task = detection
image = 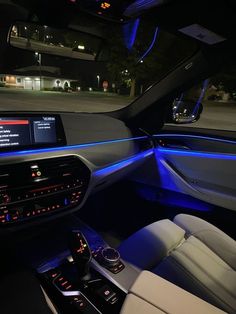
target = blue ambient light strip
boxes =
[94,149,154,177]
[154,134,236,145]
[0,136,148,158]
[157,147,236,160]
[123,18,140,50]
[138,26,159,63]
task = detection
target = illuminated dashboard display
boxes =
[0,115,65,150]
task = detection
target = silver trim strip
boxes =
[53,281,102,313]
[91,259,128,294]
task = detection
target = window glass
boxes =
[166,68,236,131]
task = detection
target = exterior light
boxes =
[35,52,39,56]
[96,75,100,88]
[140,60,144,63]
[78,45,85,50]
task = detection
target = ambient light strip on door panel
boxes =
[156,147,236,160]
[0,136,148,158]
[154,134,236,145]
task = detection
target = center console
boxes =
[35,219,140,314]
[39,231,127,313]
[0,156,90,226]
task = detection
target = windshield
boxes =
[0,20,197,113]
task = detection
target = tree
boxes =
[106,20,196,97]
[209,65,236,94]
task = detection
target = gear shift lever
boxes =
[69,231,92,280]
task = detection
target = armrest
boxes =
[120,271,226,314]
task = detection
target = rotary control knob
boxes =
[101,247,120,266]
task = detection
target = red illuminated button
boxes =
[54,276,73,291]
[97,285,116,301]
[72,296,87,310]
[48,270,60,279]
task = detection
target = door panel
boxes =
[153,133,236,211]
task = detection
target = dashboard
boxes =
[0,113,153,230]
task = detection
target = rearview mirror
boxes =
[9,22,104,61]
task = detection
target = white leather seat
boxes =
[118,214,236,314]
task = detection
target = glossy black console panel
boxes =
[0,156,90,226]
[40,256,126,313]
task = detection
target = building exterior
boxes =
[0,66,73,91]
[0,74,71,91]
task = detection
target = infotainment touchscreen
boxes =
[0,115,66,150]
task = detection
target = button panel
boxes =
[0,190,83,225]
[0,156,91,226]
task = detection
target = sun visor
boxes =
[179,24,226,45]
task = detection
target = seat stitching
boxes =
[171,248,235,298]
[179,237,233,271]
[187,229,236,270]
[168,255,236,311]
[173,246,236,298]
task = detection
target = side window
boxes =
[166,70,236,132]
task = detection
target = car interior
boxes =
[0,0,235,313]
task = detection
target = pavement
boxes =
[183,101,236,131]
[0,88,129,113]
[0,88,236,131]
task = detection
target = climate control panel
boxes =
[0,156,90,226]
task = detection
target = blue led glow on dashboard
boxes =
[0,136,148,158]
[94,149,154,177]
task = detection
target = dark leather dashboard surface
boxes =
[0,113,154,226]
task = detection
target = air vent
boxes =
[0,156,90,190]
